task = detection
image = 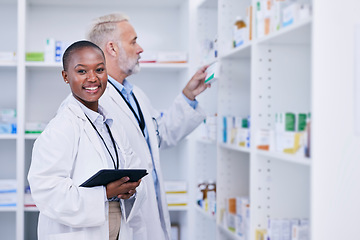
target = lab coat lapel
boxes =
[107,83,145,137]
[67,98,108,167]
[132,88,159,160]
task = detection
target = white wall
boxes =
[312,1,360,239]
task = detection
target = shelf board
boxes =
[168,205,188,211]
[0,206,16,212]
[217,224,242,240]
[0,0,16,5]
[196,138,216,144]
[219,142,250,153]
[140,63,189,71]
[0,134,17,140]
[221,43,252,60]
[195,205,216,222]
[25,133,41,140]
[24,206,39,212]
[28,0,184,8]
[0,61,16,67]
[256,17,312,45]
[198,0,218,8]
[25,62,62,68]
[256,149,311,166]
[24,62,188,71]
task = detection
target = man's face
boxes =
[116,21,143,76]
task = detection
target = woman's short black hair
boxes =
[62,40,105,71]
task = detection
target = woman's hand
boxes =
[106,177,141,200]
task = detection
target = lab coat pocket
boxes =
[48,231,86,240]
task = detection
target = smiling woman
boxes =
[61,41,107,112]
[27,40,146,240]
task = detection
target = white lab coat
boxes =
[100,82,206,240]
[28,96,146,240]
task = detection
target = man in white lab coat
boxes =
[88,13,209,240]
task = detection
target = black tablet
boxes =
[80,169,148,188]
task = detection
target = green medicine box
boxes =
[25,52,44,61]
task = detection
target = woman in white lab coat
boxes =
[28,40,145,240]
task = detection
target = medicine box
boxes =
[205,61,220,84]
[157,51,187,63]
[0,180,17,207]
[166,193,188,206]
[165,181,188,206]
[26,52,44,62]
[164,181,187,193]
[25,122,47,134]
[0,52,16,62]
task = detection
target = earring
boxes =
[65,81,69,84]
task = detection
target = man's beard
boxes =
[118,48,141,76]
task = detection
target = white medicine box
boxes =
[205,61,220,84]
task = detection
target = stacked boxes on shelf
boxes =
[196,180,216,215]
[0,180,17,207]
[255,218,310,240]
[221,197,250,239]
[256,112,311,157]
[199,114,217,142]
[25,122,47,134]
[223,115,250,148]
[0,109,16,134]
[26,38,70,63]
[164,181,188,207]
[24,186,36,208]
[0,52,16,63]
[255,0,311,39]
[232,4,253,48]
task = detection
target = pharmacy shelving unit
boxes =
[187,0,219,239]
[191,0,312,239]
[0,0,18,238]
[1,0,194,239]
[3,0,360,239]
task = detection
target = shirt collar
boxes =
[108,75,133,97]
[73,96,113,127]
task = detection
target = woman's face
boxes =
[62,47,107,111]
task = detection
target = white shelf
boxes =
[24,62,188,72]
[139,63,189,71]
[25,62,62,68]
[168,205,189,211]
[218,142,250,153]
[221,42,252,60]
[0,134,17,140]
[25,134,41,140]
[0,61,17,67]
[198,0,218,8]
[195,205,216,222]
[196,138,216,144]
[256,17,312,45]
[256,149,311,166]
[28,0,184,7]
[0,206,17,212]
[217,224,241,240]
[24,207,38,212]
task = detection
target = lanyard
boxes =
[108,80,146,137]
[85,114,119,169]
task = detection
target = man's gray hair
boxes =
[87,13,129,49]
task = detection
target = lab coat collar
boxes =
[105,82,145,137]
[108,76,134,98]
[74,98,114,128]
[63,96,110,168]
